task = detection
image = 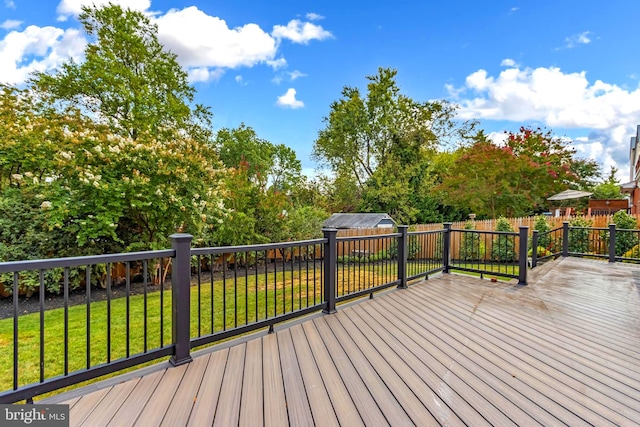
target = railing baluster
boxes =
[39,270,45,383]
[210,254,214,333]
[143,260,148,353]
[159,257,164,347]
[13,272,18,390]
[106,263,111,363]
[64,267,69,375]
[86,266,91,368]
[126,262,131,358]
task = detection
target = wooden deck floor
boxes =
[45,257,640,426]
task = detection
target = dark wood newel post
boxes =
[518,226,528,286]
[322,228,337,314]
[397,225,408,289]
[443,223,452,273]
[608,223,616,263]
[531,230,539,268]
[562,222,569,257]
[170,233,193,366]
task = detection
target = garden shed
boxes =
[323,213,396,229]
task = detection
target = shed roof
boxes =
[323,213,396,229]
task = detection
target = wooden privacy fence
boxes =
[334,213,640,261]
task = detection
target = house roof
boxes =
[323,213,396,229]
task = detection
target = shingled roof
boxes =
[322,213,396,229]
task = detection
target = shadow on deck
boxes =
[43,257,640,426]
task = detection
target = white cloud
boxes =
[1,19,22,30]
[272,69,307,84]
[510,7,519,12]
[276,88,304,109]
[563,31,592,49]
[187,67,224,83]
[56,0,151,20]
[235,75,248,85]
[4,0,16,9]
[155,6,283,82]
[306,12,324,21]
[451,64,640,178]
[0,25,86,85]
[500,58,517,67]
[272,19,333,44]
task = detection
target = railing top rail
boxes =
[408,229,446,236]
[0,249,175,273]
[538,226,564,233]
[337,233,400,242]
[569,226,609,231]
[191,238,326,256]
[450,228,519,236]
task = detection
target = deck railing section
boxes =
[446,225,528,286]
[21,221,640,402]
[188,238,325,351]
[0,248,175,404]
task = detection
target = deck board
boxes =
[239,338,263,427]
[46,257,640,427]
[213,344,246,426]
[186,350,227,427]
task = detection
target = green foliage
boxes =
[387,235,420,260]
[491,217,516,262]
[567,217,592,253]
[611,210,638,256]
[527,247,552,258]
[623,244,640,259]
[32,3,212,144]
[591,166,624,200]
[313,67,472,223]
[437,127,601,218]
[533,216,553,250]
[459,221,485,261]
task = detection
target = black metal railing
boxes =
[188,238,326,352]
[0,249,175,403]
[446,224,528,285]
[531,226,564,265]
[8,220,602,403]
[407,229,447,281]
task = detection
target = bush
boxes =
[533,216,552,250]
[623,244,640,259]
[527,246,552,258]
[612,210,638,256]
[388,235,420,260]
[567,217,592,254]
[459,221,485,261]
[491,217,516,262]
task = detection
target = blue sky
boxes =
[2,0,640,181]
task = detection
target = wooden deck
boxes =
[44,257,640,426]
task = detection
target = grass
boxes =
[0,259,415,400]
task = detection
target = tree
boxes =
[31,3,212,144]
[437,127,600,218]
[313,67,470,221]
[591,166,624,199]
[0,84,225,257]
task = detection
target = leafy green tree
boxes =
[591,166,624,199]
[32,3,212,143]
[313,67,469,220]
